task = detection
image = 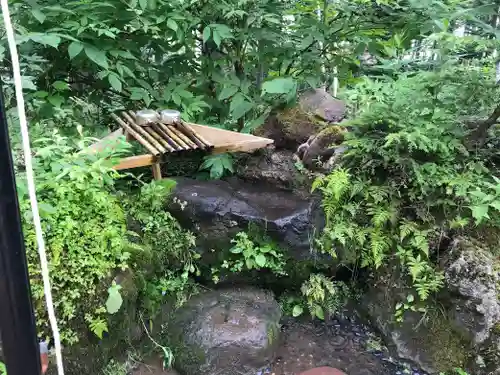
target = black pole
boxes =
[0,87,41,375]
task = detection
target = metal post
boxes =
[0,88,41,375]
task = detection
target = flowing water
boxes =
[132,308,427,375]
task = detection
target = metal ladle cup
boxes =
[160,109,181,124]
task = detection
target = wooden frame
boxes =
[88,120,273,179]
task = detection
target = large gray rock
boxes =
[236,148,313,196]
[257,89,346,151]
[361,237,500,374]
[168,177,324,262]
[299,89,346,123]
[362,264,469,374]
[165,288,281,375]
[441,237,500,373]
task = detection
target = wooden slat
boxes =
[144,127,175,152]
[152,124,183,151]
[113,154,155,170]
[157,123,190,150]
[176,121,212,148]
[169,125,198,149]
[127,110,187,151]
[121,112,166,154]
[111,114,159,155]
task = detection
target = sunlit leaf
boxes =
[68,41,83,59]
[84,46,108,69]
[292,305,304,317]
[108,73,122,92]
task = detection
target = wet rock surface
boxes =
[165,288,281,375]
[136,309,428,375]
[169,177,325,262]
[236,149,312,195]
[272,313,425,375]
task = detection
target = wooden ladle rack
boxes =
[111,111,213,156]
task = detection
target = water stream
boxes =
[132,308,428,375]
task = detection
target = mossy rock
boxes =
[257,89,346,151]
[161,288,281,375]
[45,271,142,375]
[361,263,471,373]
[299,125,347,170]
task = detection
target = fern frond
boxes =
[369,230,389,269]
[325,168,350,202]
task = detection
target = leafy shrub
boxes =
[126,179,199,315]
[19,131,133,344]
[215,232,287,279]
[315,65,500,301]
[280,274,349,320]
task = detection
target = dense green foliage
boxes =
[316,56,500,301]
[2,1,500,373]
[18,133,133,344]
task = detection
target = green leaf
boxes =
[261,77,296,95]
[39,202,57,214]
[33,91,49,98]
[229,93,245,112]
[139,0,148,9]
[314,305,325,320]
[245,257,254,270]
[84,46,109,69]
[167,19,178,31]
[48,95,64,107]
[108,73,122,92]
[68,42,83,59]
[213,30,221,47]
[219,86,238,100]
[292,305,304,317]
[212,24,233,38]
[255,254,267,267]
[300,35,314,50]
[52,81,69,91]
[202,26,211,43]
[21,76,37,91]
[406,294,414,303]
[230,246,243,254]
[489,201,500,211]
[31,9,46,23]
[231,100,253,120]
[130,87,147,100]
[22,33,61,48]
[105,284,123,314]
[470,204,490,224]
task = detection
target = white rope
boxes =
[0,2,65,375]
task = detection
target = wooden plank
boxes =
[111,114,160,155]
[185,123,274,153]
[113,154,155,170]
[152,163,162,180]
[212,139,275,154]
[121,112,167,154]
[87,129,124,153]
